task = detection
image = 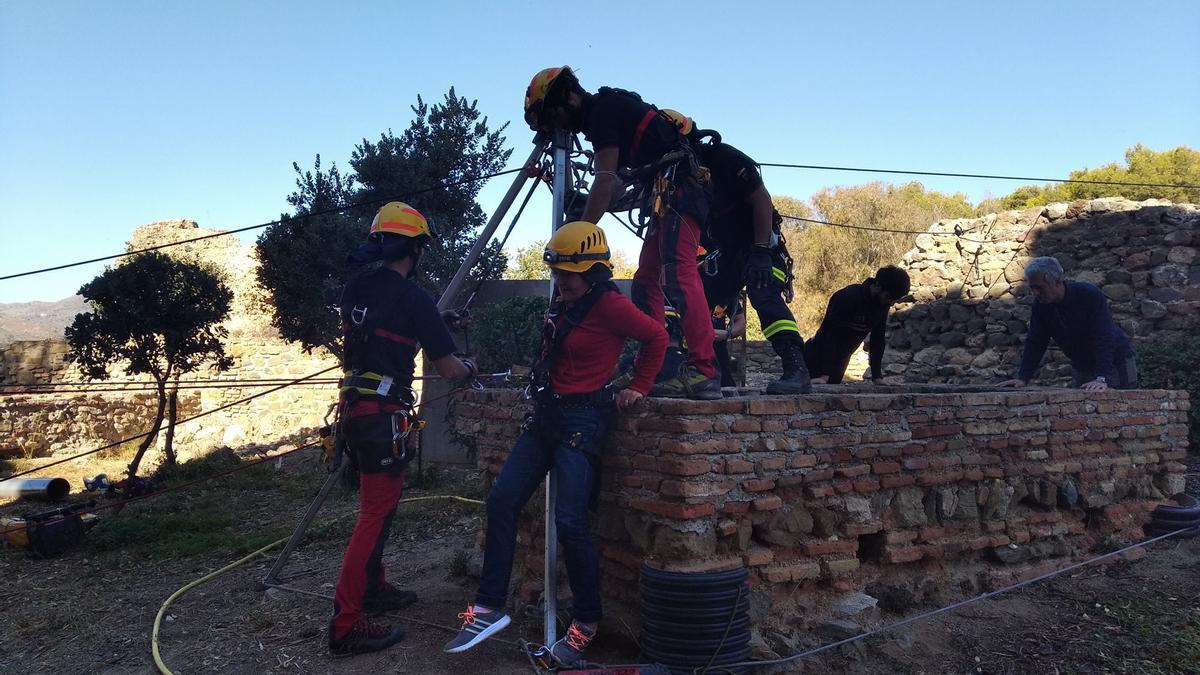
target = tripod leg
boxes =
[260,464,343,588]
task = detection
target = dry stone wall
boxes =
[0,220,341,461]
[452,385,1189,636]
[885,198,1200,384]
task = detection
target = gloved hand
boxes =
[746,245,774,289]
[441,309,469,331]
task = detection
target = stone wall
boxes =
[0,338,339,459]
[0,220,343,461]
[452,385,1189,637]
[739,340,870,387]
[886,198,1200,384]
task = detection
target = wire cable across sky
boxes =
[0,167,526,282]
[4,156,1198,284]
[758,162,1200,191]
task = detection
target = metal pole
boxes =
[260,464,344,587]
[544,130,569,647]
[438,141,546,311]
[262,144,541,591]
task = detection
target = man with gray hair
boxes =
[999,256,1137,391]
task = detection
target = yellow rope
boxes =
[151,494,484,674]
[152,538,286,675]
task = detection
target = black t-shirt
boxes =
[805,282,889,382]
[581,88,679,169]
[339,267,458,386]
[697,142,773,249]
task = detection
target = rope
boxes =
[459,172,542,311]
[2,372,514,394]
[719,526,1196,670]
[758,162,1200,191]
[0,441,322,538]
[152,494,488,674]
[779,214,991,241]
[0,167,525,282]
[1,366,339,482]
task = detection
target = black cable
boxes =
[0,382,337,396]
[717,527,1193,670]
[459,172,541,311]
[0,167,525,282]
[779,214,989,241]
[6,376,342,388]
[759,162,1200,191]
[0,366,338,481]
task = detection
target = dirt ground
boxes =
[1,449,1197,674]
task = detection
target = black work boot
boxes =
[766,337,812,395]
[328,617,406,655]
[363,583,418,614]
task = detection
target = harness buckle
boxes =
[350,305,368,327]
[376,375,394,396]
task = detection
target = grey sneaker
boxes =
[550,621,596,667]
[443,605,511,654]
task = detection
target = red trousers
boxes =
[331,471,405,637]
[632,204,716,378]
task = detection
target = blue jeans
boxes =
[476,403,610,623]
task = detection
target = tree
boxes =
[503,239,637,281]
[349,89,512,297]
[610,248,638,279]
[783,182,975,333]
[256,88,512,355]
[504,240,550,280]
[1001,144,1200,208]
[65,252,233,477]
[256,155,359,354]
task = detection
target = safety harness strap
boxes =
[530,281,619,394]
[628,107,659,164]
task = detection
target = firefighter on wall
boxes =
[328,201,478,655]
[663,109,812,394]
[523,66,720,400]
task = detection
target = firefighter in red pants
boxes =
[664,109,813,394]
[328,201,478,655]
[523,66,719,400]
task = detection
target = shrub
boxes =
[466,295,548,374]
[1136,335,1200,453]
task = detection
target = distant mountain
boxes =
[0,296,88,346]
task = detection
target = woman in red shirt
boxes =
[444,221,667,666]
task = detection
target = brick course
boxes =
[455,384,1188,634]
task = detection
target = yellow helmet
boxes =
[543,221,612,273]
[369,201,432,239]
[661,109,694,136]
[524,66,574,130]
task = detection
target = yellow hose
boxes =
[151,494,484,674]
[152,538,286,675]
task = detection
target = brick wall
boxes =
[452,385,1189,634]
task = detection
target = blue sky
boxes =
[1,0,1197,303]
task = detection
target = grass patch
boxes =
[1095,596,1200,674]
[448,548,471,579]
[406,463,444,490]
[84,450,301,561]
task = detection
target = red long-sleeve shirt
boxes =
[549,291,667,396]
